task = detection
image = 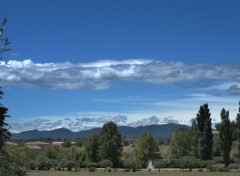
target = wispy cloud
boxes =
[227,85,240,96]
[1,59,240,91]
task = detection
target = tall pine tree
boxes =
[196,104,213,160]
[219,108,232,167]
[0,18,10,151]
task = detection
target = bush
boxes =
[36,156,54,170]
[66,160,75,171]
[0,156,27,176]
[229,163,239,170]
[28,160,36,170]
[153,159,168,171]
[88,166,96,172]
[99,159,113,168]
[88,162,99,172]
[207,164,230,172]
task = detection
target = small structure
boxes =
[212,130,220,140]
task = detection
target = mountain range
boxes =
[11,123,190,140]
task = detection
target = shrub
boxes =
[27,160,36,170]
[99,159,113,168]
[88,166,96,172]
[207,164,230,172]
[66,160,75,171]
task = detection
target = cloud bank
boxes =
[10,115,180,133]
[1,59,240,90]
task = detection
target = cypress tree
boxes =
[196,104,213,160]
[219,108,232,167]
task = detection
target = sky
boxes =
[1,0,240,133]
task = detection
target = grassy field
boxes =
[27,170,240,176]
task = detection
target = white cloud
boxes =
[1,59,240,91]
[9,111,183,133]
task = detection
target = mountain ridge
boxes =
[11,123,190,140]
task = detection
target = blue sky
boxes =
[1,0,240,132]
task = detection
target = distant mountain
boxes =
[11,123,190,140]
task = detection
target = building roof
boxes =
[212,130,220,135]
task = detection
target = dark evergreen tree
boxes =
[0,18,26,176]
[236,101,240,156]
[0,18,10,151]
[196,104,213,160]
[219,108,232,167]
[98,122,122,167]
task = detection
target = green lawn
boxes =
[27,170,240,176]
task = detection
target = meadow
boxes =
[28,170,240,176]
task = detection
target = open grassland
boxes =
[28,170,240,176]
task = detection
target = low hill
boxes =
[11,123,190,140]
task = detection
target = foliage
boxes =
[4,144,37,168]
[45,146,59,159]
[196,104,213,160]
[0,17,10,151]
[62,141,72,148]
[122,153,143,171]
[134,132,159,163]
[36,156,55,170]
[98,122,122,167]
[169,128,192,159]
[0,155,27,176]
[99,159,113,168]
[190,119,200,158]
[212,139,222,157]
[0,18,28,176]
[85,134,99,163]
[179,156,201,170]
[153,159,167,172]
[207,164,230,172]
[219,108,232,167]
[66,160,75,171]
[236,101,240,157]
[68,146,84,171]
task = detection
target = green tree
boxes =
[62,141,72,148]
[190,119,200,158]
[169,128,192,159]
[44,146,59,159]
[0,17,10,151]
[0,18,26,176]
[85,134,99,163]
[196,104,213,160]
[219,108,232,167]
[134,132,159,163]
[212,139,222,157]
[122,152,144,171]
[236,101,240,157]
[98,122,122,167]
[69,146,84,171]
